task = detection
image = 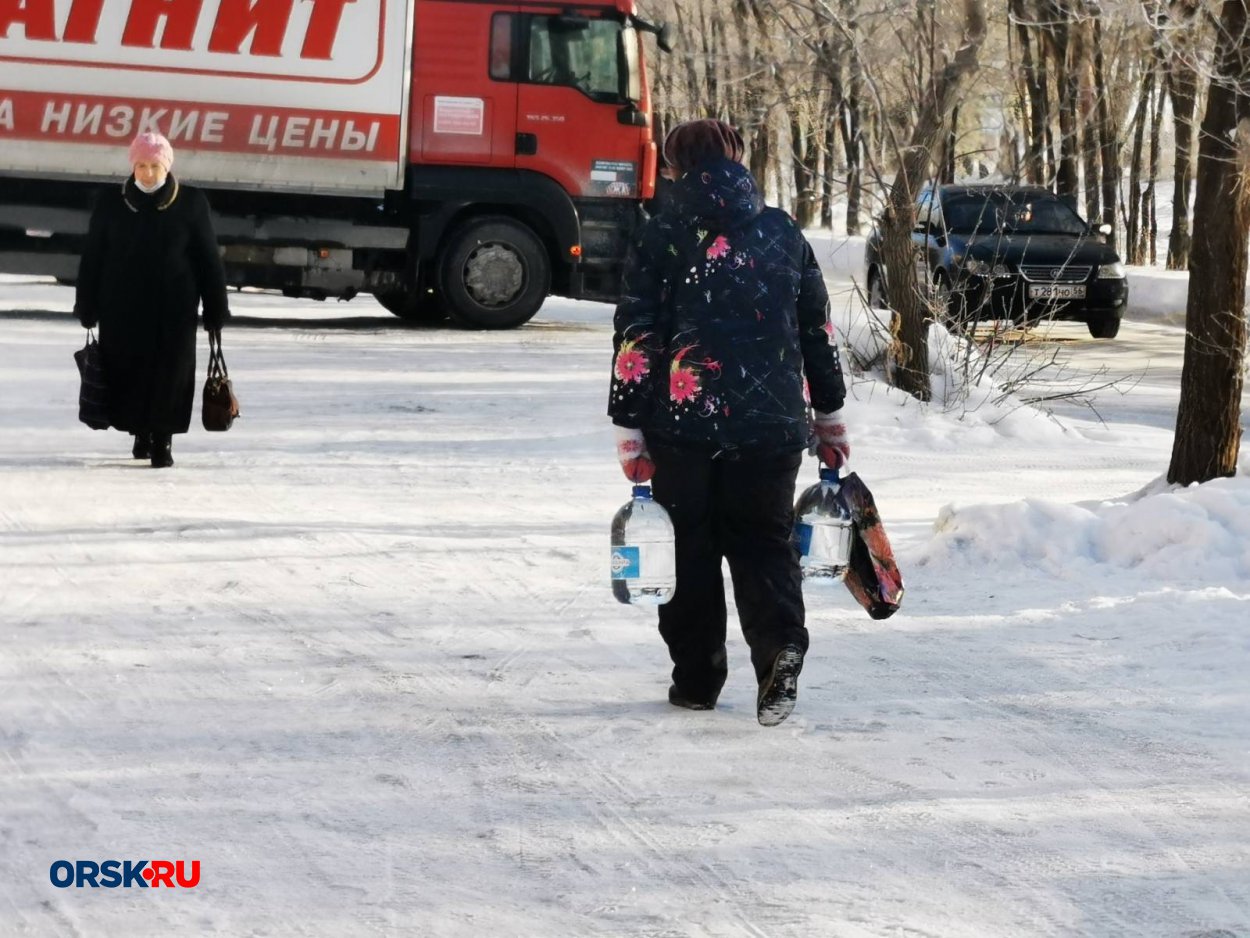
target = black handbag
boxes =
[201,329,240,431]
[73,330,110,430]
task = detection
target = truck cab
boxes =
[0,0,672,329]
[388,0,665,327]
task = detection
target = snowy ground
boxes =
[1,237,1248,937]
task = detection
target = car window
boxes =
[942,192,1087,236]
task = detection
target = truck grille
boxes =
[1018,265,1091,283]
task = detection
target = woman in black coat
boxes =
[74,132,230,468]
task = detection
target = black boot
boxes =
[150,433,173,469]
[131,432,151,459]
[668,684,717,711]
[757,644,804,727]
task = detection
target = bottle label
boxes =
[610,546,641,580]
[794,522,813,557]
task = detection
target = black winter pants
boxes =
[649,444,808,701]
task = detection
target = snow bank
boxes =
[921,466,1250,582]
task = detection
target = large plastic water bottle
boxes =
[610,484,676,605]
[793,467,854,580]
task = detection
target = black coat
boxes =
[74,175,229,435]
[608,158,845,457]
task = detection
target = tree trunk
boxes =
[1043,4,1080,200]
[731,0,771,191]
[1075,20,1099,223]
[1168,0,1250,485]
[1145,63,1165,266]
[1011,0,1047,185]
[792,115,820,229]
[699,0,719,114]
[1166,0,1200,270]
[843,6,864,234]
[822,110,838,229]
[941,106,958,183]
[1093,17,1119,250]
[881,0,987,402]
[1126,67,1152,265]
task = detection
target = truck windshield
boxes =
[527,17,626,103]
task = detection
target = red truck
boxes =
[0,0,672,327]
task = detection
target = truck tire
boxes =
[374,284,447,323]
[439,217,550,329]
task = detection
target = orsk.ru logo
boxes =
[49,860,201,888]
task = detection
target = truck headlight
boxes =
[1097,262,1126,279]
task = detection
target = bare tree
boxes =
[1011,0,1051,184]
[877,0,987,401]
[1165,0,1202,269]
[1168,0,1250,484]
[1092,14,1120,246]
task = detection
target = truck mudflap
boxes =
[562,198,647,304]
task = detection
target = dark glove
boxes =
[74,307,96,329]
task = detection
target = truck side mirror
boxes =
[632,15,676,53]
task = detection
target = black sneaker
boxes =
[131,433,151,460]
[757,644,804,727]
[668,684,716,711]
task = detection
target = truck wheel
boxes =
[1086,314,1121,339]
[439,218,550,329]
[374,284,447,323]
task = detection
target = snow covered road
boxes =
[1,269,1248,937]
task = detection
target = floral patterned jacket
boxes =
[608,158,846,457]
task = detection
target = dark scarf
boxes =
[122,174,180,213]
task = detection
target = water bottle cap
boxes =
[632,484,653,499]
[819,466,840,482]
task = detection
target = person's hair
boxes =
[662,119,745,175]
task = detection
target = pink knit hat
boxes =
[128,132,174,171]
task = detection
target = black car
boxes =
[864,184,1129,338]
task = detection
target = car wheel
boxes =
[439,217,550,330]
[1086,314,1121,339]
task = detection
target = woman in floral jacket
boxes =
[608,119,849,727]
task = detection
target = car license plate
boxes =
[1028,283,1086,300]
